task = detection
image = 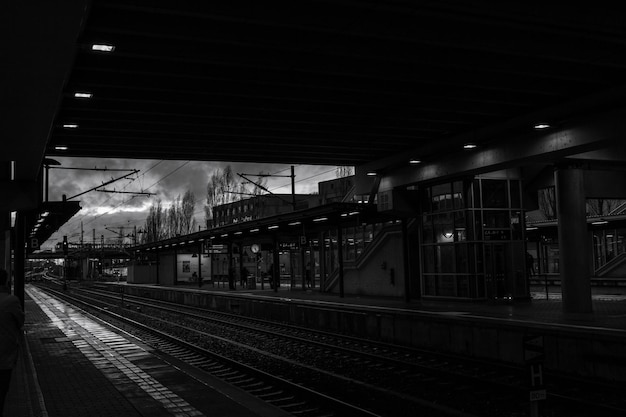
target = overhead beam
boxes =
[366,109,626,192]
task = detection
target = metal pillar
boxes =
[337,222,344,298]
[273,237,279,292]
[555,163,592,313]
[402,218,411,303]
[14,212,25,307]
[198,241,203,288]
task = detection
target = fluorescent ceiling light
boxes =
[591,220,608,225]
[463,143,477,149]
[63,124,78,129]
[74,92,93,99]
[534,123,550,129]
[54,146,68,151]
[313,217,328,222]
[409,159,421,164]
[92,44,115,52]
[268,225,279,230]
[288,221,301,226]
[249,228,260,233]
[366,171,377,176]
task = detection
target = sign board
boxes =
[523,335,545,363]
[530,389,546,402]
[279,241,299,250]
[484,229,511,241]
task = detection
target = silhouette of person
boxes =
[526,252,535,277]
[305,262,312,288]
[1,268,25,416]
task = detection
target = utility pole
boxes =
[238,165,297,211]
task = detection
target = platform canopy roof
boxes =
[5,1,626,183]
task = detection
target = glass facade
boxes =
[421,177,527,299]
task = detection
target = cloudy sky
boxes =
[44,157,341,250]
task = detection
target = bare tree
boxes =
[205,165,245,224]
[180,190,197,234]
[166,196,181,237]
[143,199,165,243]
[587,199,626,216]
[163,190,198,237]
[537,187,556,219]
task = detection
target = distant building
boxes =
[211,176,355,228]
[211,194,314,227]
[317,176,354,205]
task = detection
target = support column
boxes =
[272,237,279,293]
[14,212,25,307]
[1,162,11,278]
[402,218,411,303]
[197,241,203,288]
[555,164,592,313]
[337,222,344,298]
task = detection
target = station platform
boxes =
[178,281,626,332]
[5,281,626,417]
[4,285,291,417]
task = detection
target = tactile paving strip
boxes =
[26,286,204,417]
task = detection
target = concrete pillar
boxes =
[1,162,11,275]
[554,164,592,313]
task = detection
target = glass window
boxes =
[483,210,510,229]
[454,212,467,241]
[421,188,432,213]
[457,275,470,298]
[424,275,436,295]
[455,244,469,273]
[434,213,454,243]
[423,246,435,273]
[422,215,434,243]
[473,179,481,208]
[437,275,456,296]
[432,183,452,211]
[510,180,521,208]
[482,179,508,208]
[437,245,455,273]
[453,181,465,209]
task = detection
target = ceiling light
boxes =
[591,220,608,226]
[463,143,477,149]
[74,92,93,99]
[366,171,377,176]
[221,233,229,237]
[268,225,279,230]
[313,217,328,222]
[92,44,115,52]
[63,124,78,129]
[534,123,550,130]
[54,146,68,151]
[288,221,301,226]
[234,231,242,235]
[409,159,421,165]
[249,228,260,233]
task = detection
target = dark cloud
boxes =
[41,158,342,249]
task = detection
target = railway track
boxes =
[34,281,626,417]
